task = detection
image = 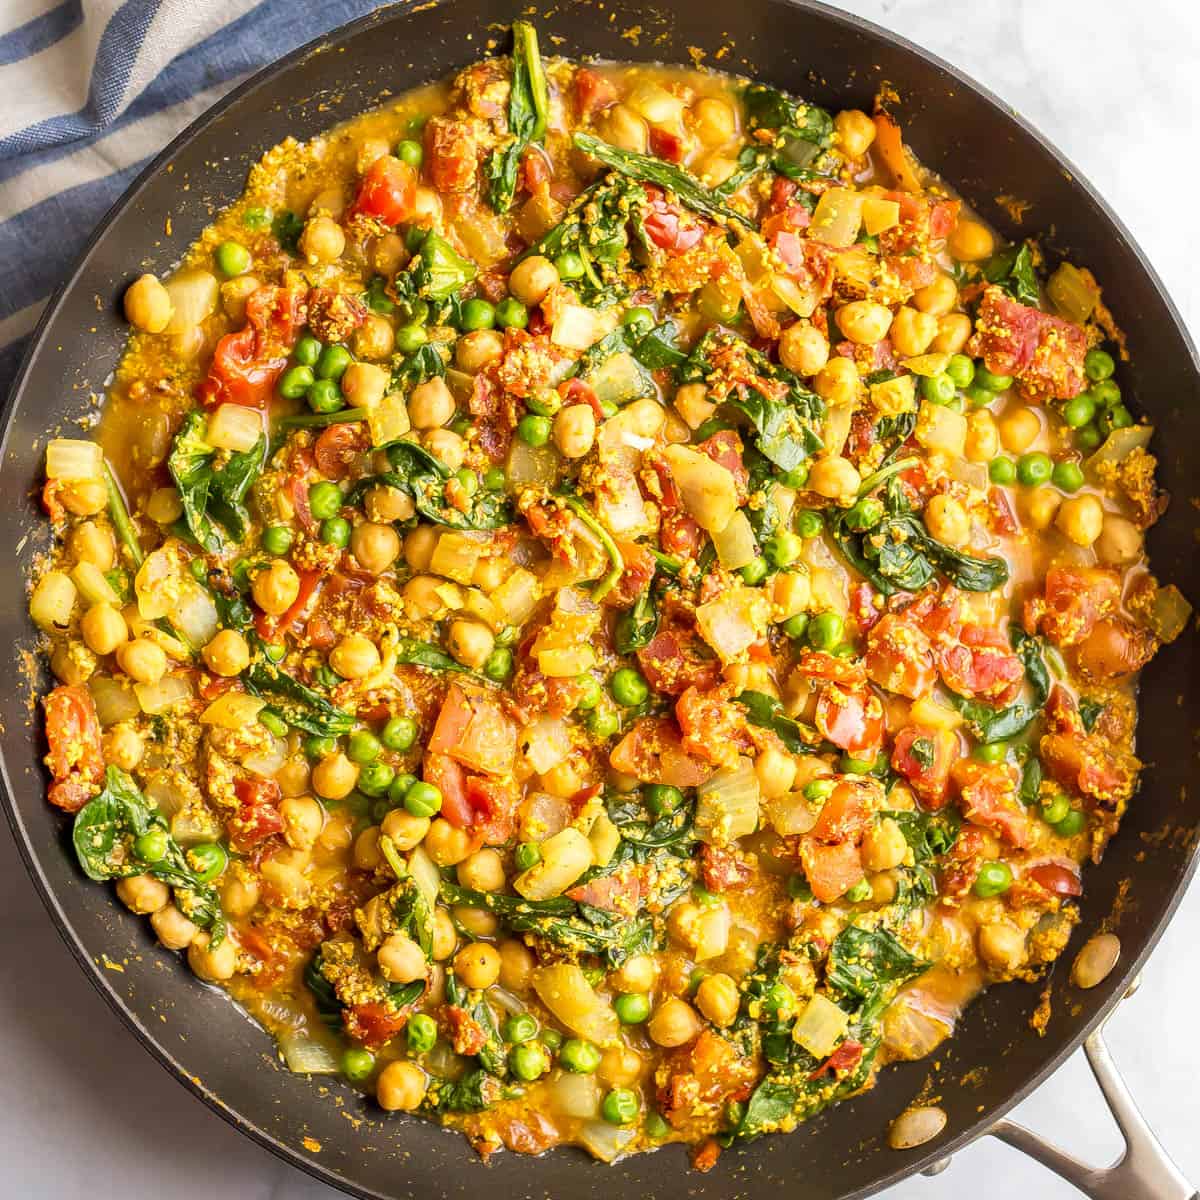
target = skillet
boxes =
[2,1,1198,1197]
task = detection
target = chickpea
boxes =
[60,478,108,517]
[353,824,384,870]
[341,361,389,410]
[411,186,442,225]
[377,1060,427,1111]
[755,745,797,799]
[648,997,702,1047]
[354,313,395,361]
[998,406,1040,454]
[693,97,736,146]
[403,574,446,619]
[220,872,260,918]
[145,486,183,525]
[365,485,415,524]
[837,300,893,345]
[454,942,501,990]
[378,933,430,984]
[498,938,535,990]
[779,321,829,376]
[318,811,354,852]
[425,818,473,866]
[610,953,659,995]
[455,329,504,373]
[1025,488,1061,532]
[382,808,430,850]
[923,494,970,548]
[458,848,505,893]
[808,455,861,503]
[913,273,958,316]
[673,382,716,430]
[330,632,381,680]
[432,908,459,961]
[81,603,128,656]
[861,817,908,872]
[188,931,239,982]
[834,108,876,158]
[252,560,300,616]
[472,555,511,592]
[151,903,198,950]
[308,185,346,218]
[509,255,558,307]
[314,752,360,802]
[202,628,250,677]
[949,217,995,263]
[871,871,899,905]
[104,725,143,771]
[407,377,456,429]
[298,215,346,264]
[889,306,938,357]
[1056,494,1104,547]
[221,275,261,324]
[116,637,167,685]
[69,520,115,570]
[1096,514,1143,565]
[275,758,311,798]
[813,355,861,407]
[597,1045,643,1087]
[51,641,94,686]
[116,873,169,914]
[371,231,408,276]
[695,972,740,1027]
[447,620,500,675]
[454,906,498,937]
[404,525,439,572]
[349,521,401,576]
[549,404,596,461]
[930,312,972,355]
[279,795,324,851]
[603,103,648,153]
[123,273,174,332]
[964,410,1000,463]
[978,922,1026,972]
[424,428,466,471]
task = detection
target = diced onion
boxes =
[711,510,758,571]
[201,691,266,729]
[519,791,572,843]
[463,587,504,631]
[549,1073,601,1120]
[172,581,219,646]
[531,964,619,1045]
[588,352,651,407]
[900,353,951,378]
[823,403,854,456]
[808,188,864,248]
[170,806,222,845]
[695,586,771,664]
[430,531,486,585]
[207,404,264,453]
[164,269,219,334]
[144,774,191,818]
[514,827,593,900]
[368,394,411,446]
[70,561,119,607]
[596,477,650,536]
[578,1121,636,1163]
[244,735,287,779]
[861,194,900,235]
[280,1031,341,1075]
[30,570,76,631]
[134,672,194,714]
[551,304,604,351]
[408,846,440,905]
[89,675,140,726]
[766,791,819,836]
[135,547,178,620]
[696,757,761,844]
[691,902,732,961]
[915,400,967,458]
[793,994,850,1058]
[1046,262,1099,323]
[770,273,822,318]
[589,813,621,867]
[1147,583,1192,643]
[537,644,596,677]
[506,439,559,488]
[628,81,685,127]
[523,716,572,774]
[661,443,738,533]
[1086,423,1153,472]
[45,438,103,482]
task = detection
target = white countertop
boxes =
[3,1,1198,1197]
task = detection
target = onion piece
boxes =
[89,675,140,726]
[134,672,194,715]
[578,1121,636,1163]
[1086,423,1153,472]
[808,188,864,248]
[45,438,103,482]
[792,994,850,1057]
[551,304,603,351]
[71,561,119,607]
[549,1073,602,1120]
[711,510,757,571]
[368,393,411,446]
[696,757,760,844]
[30,571,76,631]
[164,269,219,334]
[506,440,559,488]
[490,567,542,626]
[523,716,572,774]
[514,827,593,899]
[822,402,854,456]
[207,404,264,453]
[172,581,219,647]
[1046,262,1099,323]
[201,691,266,729]
[243,735,287,779]
[408,846,440,906]
[531,964,619,1045]
[280,1031,341,1075]
[1146,583,1192,643]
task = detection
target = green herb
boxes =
[364,274,396,314]
[983,241,1040,307]
[741,83,836,182]
[948,627,1050,741]
[826,924,929,1025]
[737,690,820,754]
[395,635,493,682]
[395,231,477,309]
[561,495,624,600]
[484,22,549,212]
[886,808,961,861]
[614,587,658,654]
[242,660,355,736]
[271,209,304,253]
[1019,756,1043,806]
[390,341,449,391]
[445,973,508,1077]
[428,1067,503,1113]
[384,871,435,958]
[1078,697,1106,733]
[304,949,345,1030]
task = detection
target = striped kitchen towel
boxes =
[0,0,383,398]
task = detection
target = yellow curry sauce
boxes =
[30,22,1191,1169]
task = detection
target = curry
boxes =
[29,22,1190,1170]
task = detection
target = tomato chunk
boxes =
[815,683,885,757]
[864,613,935,699]
[952,760,1032,848]
[43,684,104,812]
[348,155,416,224]
[799,838,865,903]
[891,726,959,809]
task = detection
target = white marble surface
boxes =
[3,2,1199,1197]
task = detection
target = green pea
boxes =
[514,842,542,872]
[134,828,169,863]
[1041,794,1071,825]
[644,784,683,816]
[517,414,552,447]
[762,982,797,1020]
[321,517,351,548]
[644,1112,671,1140]
[765,531,803,568]
[972,861,1013,897]
[261,525,294,556]
[307,378,344,413]
[524,390,561,418]
[483,466,507,491]
[611,667,649,707]
[278,365,315,399]
[554,251,585,280]
[844,497,883,532]
[1076,424,1102,452]
[395,138,423,168]
[1055,809,1087,837]
[447,412,471,438]
[347,729,382,764]
[842,753,878,775]
[922,372,956,406]
[614,993,650,1024]
[308,481,343,520]
[404,781,442,818]
[1084,349,1115,382]
[370,797,394,823]
[1107,404,1133,430]
[601,1088,640,1125]
[381,716,418,751]
[387,773,417,806]
[189,842,228,883]
[560,1038,600,1074]
[263,641,287,663]
[807,610,844,650]
[539,1028,563,1051]
[510,1041,550,1082]
[394,324,428,354]
[975,741,1008,763]
[242,206,271,230]
[341,1047,376,1081]
[316,344,352,381]
[258,709,288,738]
[988,457,1017,485]
[787,874,813,901]
[795,510,823,539]
[622,305,655,337]
[1052,461,1085,493]
[586,707,620,739]
[495,297,529,330]
[294,335,323,366]
[483,646,514,683]
[215,240,252,277]
[803,778,835,802]
[946,354,975,388]
[304,735,336,760]
[460,298,496,331]
[1090,378,1121,408]
[781,613,810,640]
[598,399,619,419]
[844,879,873,902]
[1016,452,1053,487]
[963,383,994,411]
[740,556,769,586]
[574,674,603,711]
[406,1014,437,1055]
[1062,392,1096,429]
[189,558,210,584]
[503,1013,539,1044]
[782,463,811,489]
[975,365,1013,392]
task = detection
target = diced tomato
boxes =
[229,778,284,852]
[658,1030,756,1126]
[346,1001,410,1048]
[255,569,323,641]
[424,116,479,193]
[604,539,655,610]
[696,429,749,499]
[799,837,865,903]
[891,726,959,808]
[929,200,960,240]
[1023,566,1121,648]
[810,1038,864,1079]
[649,125,685,162]
[43,685,104,812]
[1026,861,1083,897]
[313,420,370,481]
[796,649,868,687]
[815,683,885,757]
[934,623,1024,706]
[952,760,1032,848]
[566,870,643,911]
[886,254,937,293]
[468,370,515,464]
[850,582,882,634]
[428,683,518,776]
[643,190,706,254]
[574,67,618,118]
[675,684,753,766]
[245,284,306,349]
[423,751,471,826]
[660,511,704,558]
[197,326,287,409]
[1075,618,1157,683]
[691,1140,722,1173]
[807,779,873,843]
[463,773,522,845]
[1039,732,1131,809]
[637,627,722,697]
[444,1004,487,1055]
[699,843,753,892]
[348,155,416,225]
[864,613,936,699]
[609,717,713,787]
[988,486,1018,535]
[768,175,799,213]
[520,146,551,193]
[558,375,604,420]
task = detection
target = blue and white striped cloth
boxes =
[0,0,384,396]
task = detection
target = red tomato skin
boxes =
[43,684,104,812]
[348,155,416,224]
[313,421,370,481]
[815,683,885,757]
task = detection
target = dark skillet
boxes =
[2,2,1197,1197]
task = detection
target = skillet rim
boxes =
[2,1,1197,1196]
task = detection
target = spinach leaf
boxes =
[561,495,624,601]
[826,924,929,1024]
[948,627,1050,741]
[573,132,756,230]
[604,796,697,865]
[886,808,961,860]
[737,690,820,754]
[714,144,773,196]
[1078,697,1106,733]
[305,950,345,1031]
[364,274,396,314]
[445,973,507,1077]
[634,319,687,369]
[484,21,549,212]
[741,83,836,182]
[395,231,476,308]
[429,1067,503,1114]
[395,635,492,682]
[242,660,355,736]
[614,586,658,654]
[390,341,449,391]
[387,875,435,958]
[271,209,304,253]
[984,241,1040,307]
[1019,755,1043,806]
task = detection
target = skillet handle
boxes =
[984,978,1197,1200]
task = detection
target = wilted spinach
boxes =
[484,21,549,212]
[242,660,355,736]
[983,241,1040,307]
[737,690,820,754]
[948,626,1050,741]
